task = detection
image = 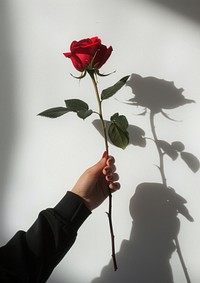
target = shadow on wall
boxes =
[91,182,187,283]
[0,2,16,241]
[91,183,195,283]
[91,74,198,283]
[148,0,200,24]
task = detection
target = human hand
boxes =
[71,152,120,210]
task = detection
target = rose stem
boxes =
[88,70,118,271]
[150,110,191,283]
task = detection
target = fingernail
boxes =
[107,157,114,165]
[107,175,113,181]
[102,151,108,159]
[105,167,111,174]
[112,183,120,190]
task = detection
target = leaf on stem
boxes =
[157,140,178,160]
[180,152,200,173]
[101,75,130,100]
[108,113,129,149]
[65,99,92,119]
[65,99,88,111]
[111,113,129,129]
[77,109,93,119]
[38,107,69,118]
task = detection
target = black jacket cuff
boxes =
[54,191,91,231]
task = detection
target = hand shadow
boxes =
[91,182,193,283]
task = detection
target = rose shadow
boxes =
[91,74,196,282]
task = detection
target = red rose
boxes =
[63,36,113,72]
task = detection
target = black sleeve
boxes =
[0,191,91,283]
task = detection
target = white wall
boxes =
[0,1,199,282]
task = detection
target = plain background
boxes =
[0,0,200,282]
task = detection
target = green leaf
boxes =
[77,109,93,119]
[157,140,178,160]
[109,113,129,148]
[180,152,200,173]
[101,75,130,100]
[65,99,93,120]
[65,99,89,112]
[38,107,69,118]
[108,119,129,149]
[171,141,185,152]
[110,113,129,131]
